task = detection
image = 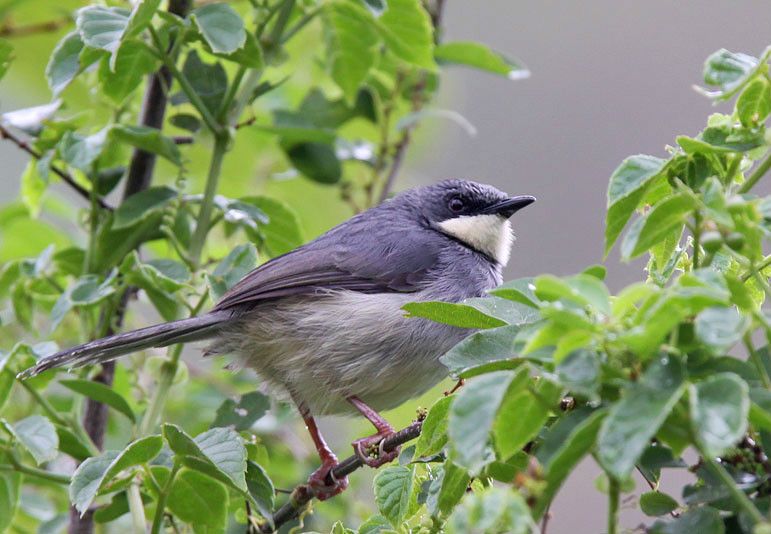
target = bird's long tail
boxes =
[18,311,233,379]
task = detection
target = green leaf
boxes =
[596,355,686,478]
[0,470,20,533]
[20,160,46,219]
[694,306,749,352]
[55,425,92,461]
[125,0,161,37]
[181,50,227,114]
[534,273,611,315]
[284,142,342,184]
[426,461,470,518]
[76,6,130,55]
[192,3,246,54]
[489,277,539,308]
[737,76,771,126]
[557,349,601,398]
[377,0,435,69]
[534,408,605,517]
[51,273,117,332]
[58,129,108,172]
[46,32,84,96]
[238,196,304,256]
[167,468,228,532]
[449,486,531,534]
[689,373,749,457]
[212,32,263,69]
[449,370,524,473]
[69,436,162,514]
[245,460,274,521]
[373,465,417,527]
[211,391,269,431]
[60,379,136,423]
[208,244,257,301]
[435,41,528,79]
[640,491,679,517]
[99,41,157,104]
[493,377,561,460]
[620,193,696,260]
[0,39,12,82]
[402,301,506,329]
[163,424,247,491]
[699,47,770,101]
[414,395,452,458]
[110,125,181,165]
[7,415,58,465]
[605,155,665,255]
[650,507,724,534]
[463,296,539,325]
[440,324,521,377]
[359,515,392,534]
[323,1,379,102]
[113,186,176,230]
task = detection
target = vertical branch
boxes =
[67,2,193,534]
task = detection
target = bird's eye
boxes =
[448,197,465,213]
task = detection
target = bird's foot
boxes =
[353,431,399,468]
[307,454,349,501]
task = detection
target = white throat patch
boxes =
[437,214,514,265]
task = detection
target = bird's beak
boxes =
[482,195,536,218]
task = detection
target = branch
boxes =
[261,420,423,533]
[0,123,112,210]
[0,17,71,38]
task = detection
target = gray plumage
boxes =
[20,180,534,416]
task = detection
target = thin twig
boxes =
[0,17,70,38]
[261,420,423,533]
[172,116,256,145]
[0,123,112,210]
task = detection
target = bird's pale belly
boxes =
[216,291,469,415]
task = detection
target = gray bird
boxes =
[21,179,534,499]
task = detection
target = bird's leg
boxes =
[298,406,348,500]
[348,396,399,468]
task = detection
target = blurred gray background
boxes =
[1,1,769,532]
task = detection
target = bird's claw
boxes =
[307,455,349,501]
[353,432,399,468]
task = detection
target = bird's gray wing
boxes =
[213,210,442,311]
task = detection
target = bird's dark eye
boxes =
[448,197,465,213]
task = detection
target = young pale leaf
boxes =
[377,0,435,69]
[46,32,84,96]
[58,129,108,171]
[620,193,696,260]
[449,486,531,534]
[0,39,12,82]
[640,491,679,517]
[60,379,136,423]
[110,125,181,165]
[373,465,418,527]
[167,468,228,532]
[112,186,176,229]
[245,461,274,521]
[426,462,470,518]
[689,373,749,458]
[435,41,529,79]
[0,471,20,533]
[20,161,46,218]
[402,301,506,329]
[76,6,130,55]
[597,355,685,479]
[208,244,257,301]
[694,306,749,352]
[69,436,162,514]
[323,1,379,102]
[737,76,771,127]
[605,155,665,256]
[448,369,525,473]
[1,100,62,135]
[192,3,246,54]
[8,415,58,465]
[440,324,520,378]
[414,395,452,458]
[212,391,270,431]
[649,506,723,534]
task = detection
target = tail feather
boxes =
[18,311,232,379]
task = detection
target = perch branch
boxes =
[260,420,423,533]
[0,17,70,38]
[0,123,112,210]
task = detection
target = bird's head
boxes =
[412,179,535,266]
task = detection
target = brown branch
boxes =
[260,420,423,533]
[0,123,113,210]
[0,17,71,38]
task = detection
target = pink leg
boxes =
[348,396,399,468]
[299,407,348,500]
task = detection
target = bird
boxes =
[20,179,535,499]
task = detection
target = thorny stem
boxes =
[738,152,771,194]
